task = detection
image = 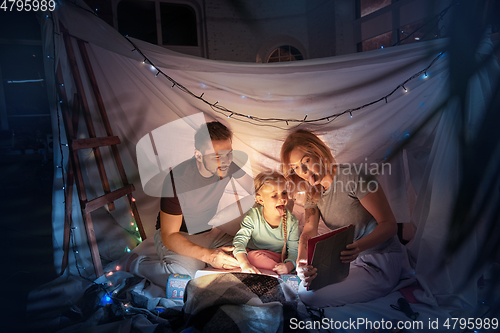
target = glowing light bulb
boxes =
[100,294,112,305]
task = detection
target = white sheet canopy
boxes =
[41,0,499,311]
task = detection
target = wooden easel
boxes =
[56,23,146,277]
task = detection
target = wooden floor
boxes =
[0,153,58,333]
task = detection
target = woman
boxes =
[281,129,402,307]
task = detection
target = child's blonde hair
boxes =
[253,170,289,262]
[254,170,287,204]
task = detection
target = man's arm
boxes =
[160,211,239,268]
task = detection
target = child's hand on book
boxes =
[240,263,261,274]
[272,262,293,275]
[296,259,317,287]
[340,241,360,263]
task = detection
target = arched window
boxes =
[267,45,304,63]
[160,3,197,46]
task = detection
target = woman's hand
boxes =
[296,259,317,287]
[340,241,361,263]
[209,246,240,269]
[240,263,261,274]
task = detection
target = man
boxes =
[130,121,253,285]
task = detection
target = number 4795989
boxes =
[443,317,498,330]
[1,0,56,11]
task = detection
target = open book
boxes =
[307,224,355,291]
[194,267,279,278]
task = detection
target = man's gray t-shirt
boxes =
[306,165,401,256]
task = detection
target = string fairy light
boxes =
[393,1,457,47]
[63,0,453,131]
[125,35,445,130]
[48,6,142,286]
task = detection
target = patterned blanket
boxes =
[182,273,311,333]
[29,272,312,332]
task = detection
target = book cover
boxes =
[166,274,191,300]
[307,224,355,291]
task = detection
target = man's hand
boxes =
[296,259,317,287]
[208,246,240,269]
[240,263,261,274]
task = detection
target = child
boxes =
[233,171,299,275]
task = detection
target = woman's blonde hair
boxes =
[280,129,336,198]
